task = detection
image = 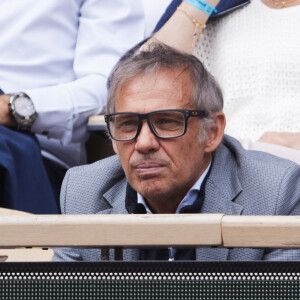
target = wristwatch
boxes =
[8,92,37,130]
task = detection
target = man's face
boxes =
[112,69,213,212]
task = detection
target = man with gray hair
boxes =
[53,44,300,262]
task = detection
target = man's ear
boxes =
[204,112,226,153]
[112,140,119,155]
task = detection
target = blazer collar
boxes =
[201,142,243,215]
[96,176,128,215]
[96,177,140,261]
[196,140,244,261]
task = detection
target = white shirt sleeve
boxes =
[27,0,145,145]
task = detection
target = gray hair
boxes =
[106,43,223,142]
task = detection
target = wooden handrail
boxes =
[222,215,300,247]
[0,214,223,247]
[87,114,107,131]
[0,213,300,248]
[88,114,105,125]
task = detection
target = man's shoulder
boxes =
[215,135,300,196]
[221,135,299,172]
[60,155,126,214]
[211,135,300,215]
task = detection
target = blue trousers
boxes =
[0,125,59,214]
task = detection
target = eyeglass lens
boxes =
[108,111,186,140]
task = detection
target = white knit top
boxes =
[195,0,300,141]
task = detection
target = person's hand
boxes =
[0,95,16,127]
[258,132,300,150]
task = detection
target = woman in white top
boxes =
[149,0,300,163]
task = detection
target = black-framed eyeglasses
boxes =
[104,109,209,141]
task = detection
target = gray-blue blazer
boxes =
[53,135,300,262]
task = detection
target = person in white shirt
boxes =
[0,0,171,207]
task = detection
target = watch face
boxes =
[14,96,35,117]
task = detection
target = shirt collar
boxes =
[137,161,212,214]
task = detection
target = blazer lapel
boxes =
[96,177,128,215]
[96,177,139,260]
[196,142,244,261]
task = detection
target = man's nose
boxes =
[135,120,160,153]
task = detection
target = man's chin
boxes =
[135,180,167,199]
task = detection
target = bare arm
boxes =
[258,132,300,150]
[144,0,220,53]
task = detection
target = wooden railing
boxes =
[1,208,300,298]
[1,208,300,248]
